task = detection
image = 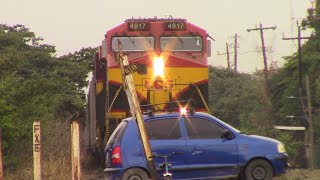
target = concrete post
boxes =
[33,121,42,180]
[71,121,81,180]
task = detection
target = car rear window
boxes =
[107,121,127,145]
[146,118,181,140]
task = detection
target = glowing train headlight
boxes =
[153,57,164,77]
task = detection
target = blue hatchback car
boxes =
[104,112,288,180]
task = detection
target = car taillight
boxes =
[111,146,122,164]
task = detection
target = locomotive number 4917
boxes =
[165,22,186,31]
[128,22,150,31]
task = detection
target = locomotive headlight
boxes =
[153,57,164,77]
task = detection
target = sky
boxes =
[0,0,314,73]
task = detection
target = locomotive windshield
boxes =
[160,36,203,52]
[111,36,154,52]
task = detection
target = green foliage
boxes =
[209,66,265,129]
[269,67,302,126]
[0,24,95,174]
[209,67,304,166]
[274,130,304,163]
[269,3,320,167]
[58,47,96,89]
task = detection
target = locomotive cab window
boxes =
[112,36,154,52]
[160,36,203,52]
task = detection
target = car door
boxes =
[183,116,239,179]
[145,117,189,179]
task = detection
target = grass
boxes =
[4,120,72,180]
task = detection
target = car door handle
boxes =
[192,149,204,155]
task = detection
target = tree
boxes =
[269,2,320,167]
[208,66,267,132]
[0,24,95,174]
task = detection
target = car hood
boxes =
[237,134,282,154]
[247,135,282,144]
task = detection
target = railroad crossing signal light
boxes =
[179,107,187,114]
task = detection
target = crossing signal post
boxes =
[115,40,158,180]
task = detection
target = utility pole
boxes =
[226,43,231,70]
[247,23,276,98]
[306,74,314,170]
[0,127,3,180]
[283,20,319,169]
[217,43,232,70]
[234,34,240,72]
[282,21,310,90]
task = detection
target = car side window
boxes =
[146,118,181,140]
[107,121,127,145]
[184,117,225,139]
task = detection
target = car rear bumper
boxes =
[104,167,122,180]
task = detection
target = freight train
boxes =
[86,17,212,155]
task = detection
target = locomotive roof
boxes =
[125,17,187,22]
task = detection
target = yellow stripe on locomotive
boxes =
[108,66,208,110]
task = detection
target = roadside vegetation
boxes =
[1,2,319,179]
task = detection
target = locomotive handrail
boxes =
[105,85,123,142]
[140,99,194,107]
[192,84,211,114]
[141,99,195,117]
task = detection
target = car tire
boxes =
[244,159,273,180]
[238,169,245,180]
[121,168,149,180]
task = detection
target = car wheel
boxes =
[244,159,273,180]
[121,168,149,180]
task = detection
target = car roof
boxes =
[122,112,241,134]
[123,111,215,122]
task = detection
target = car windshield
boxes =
[111,36,154,52]
[210,115,241,133]
[160,36,203,52]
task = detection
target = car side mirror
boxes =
[221,130,234,140]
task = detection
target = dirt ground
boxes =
[275,169,320,180]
